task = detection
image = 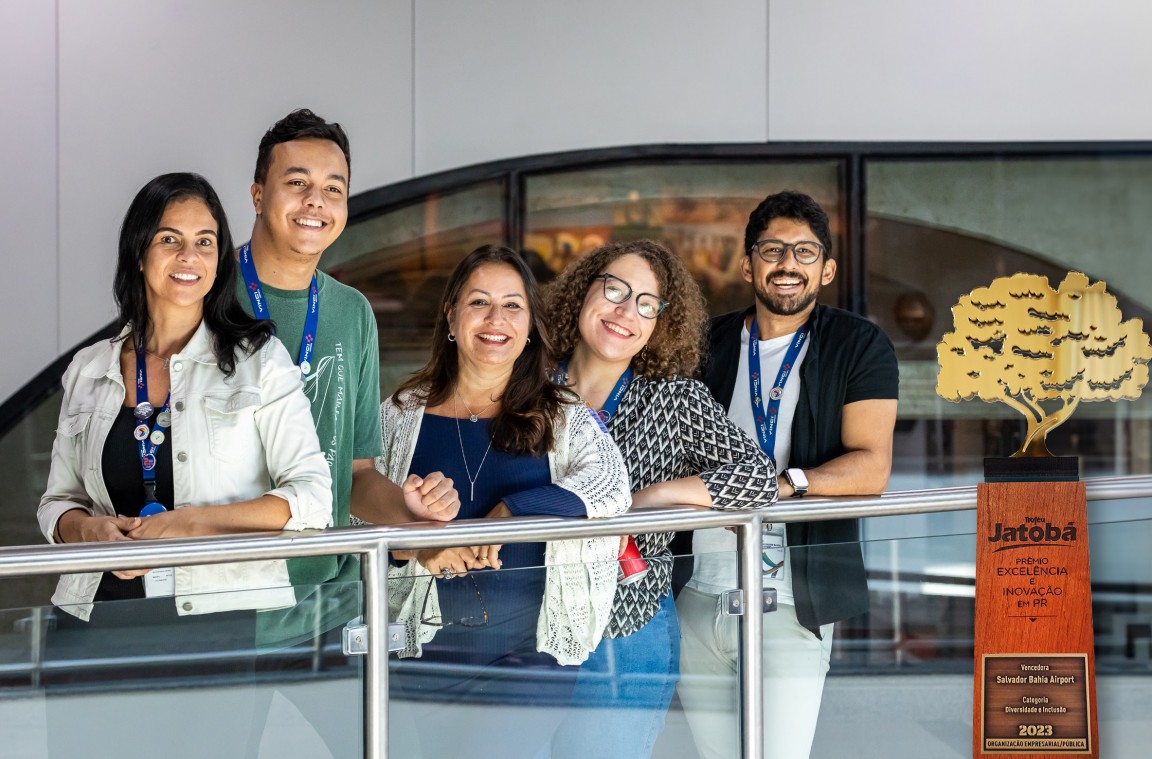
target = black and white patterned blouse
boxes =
[603,375,777,637]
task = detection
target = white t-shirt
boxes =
[687,322,808,605]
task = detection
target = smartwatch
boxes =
[783,468,808,497]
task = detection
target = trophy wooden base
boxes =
[973,458,1098,757]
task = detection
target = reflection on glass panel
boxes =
[1081,510,1152,677]
[854,508,1152,673]
[866,159,1152,486]
[389,554,725,759]
[525,163,843,315]
[0,584,364,758]
[323,182,507,394]
[827,517,1152,757]
[0,388,62,612]
[849,529,977,672]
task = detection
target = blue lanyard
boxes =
[556,360,633,432]
[133,345,171,517]
[747,318,809,463]
[238,241,320,378]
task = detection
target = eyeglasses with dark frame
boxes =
[595,273,669,319]
[749,239,826,265]
[420,573,489,628]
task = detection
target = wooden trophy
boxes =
[937,272,1152,757]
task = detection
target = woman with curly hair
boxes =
[541,239,778,759]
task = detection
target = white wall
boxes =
[2,0,60,397]
[413,0,768,174]
[3,0,1152,399]
[767,0,1152,141]
[1,0,413,400]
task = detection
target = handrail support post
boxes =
[738,513,764,759]
[363,539,389,759]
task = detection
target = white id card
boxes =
[761,524,787,581]
[144,566,175,597]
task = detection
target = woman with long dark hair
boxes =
[375,244,630,758]
[37,172,331,758]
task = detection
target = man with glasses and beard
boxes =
[676,190,899,759]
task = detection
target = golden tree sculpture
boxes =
[937,272,1152,457]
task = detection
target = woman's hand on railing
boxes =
[410,546,488,577]
[474,502,511,569]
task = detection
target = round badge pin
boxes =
[133,424,150,441]
[141,453,157,471]
[300,360,311,376]
[149,430,165,445]
[134,402,154,419]
[769,387,784,400]
[156,411,171,427]
[139,502,167,517]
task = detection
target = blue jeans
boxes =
[544,591,681,759]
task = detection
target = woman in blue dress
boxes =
[376,245,631,758]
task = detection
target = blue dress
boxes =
[390,414,585,758]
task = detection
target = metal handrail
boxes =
[2,474,1150,759]
[5,474,1150,577]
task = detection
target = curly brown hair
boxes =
[543,239,709,379]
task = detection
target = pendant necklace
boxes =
[144,348,171,370]
[453,396,493,504]
[455,387,498,423]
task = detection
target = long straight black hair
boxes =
[113,172,273,376]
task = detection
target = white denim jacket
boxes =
[37,322,332,620]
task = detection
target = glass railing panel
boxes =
[0,385,63,613]
[251,578,365,758]
[670,542,748,759]
[387,543,734,759]
[814,516,1152,759]
[0,581,364,759]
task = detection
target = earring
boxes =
[526,336,531,345]
[448,332,456,342]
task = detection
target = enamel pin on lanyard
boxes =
[133,345,175,596]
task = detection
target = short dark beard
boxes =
[752,272,820,316]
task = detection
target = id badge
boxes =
[761,523,787,581]
[144,566,175,597]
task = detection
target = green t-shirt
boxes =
[234,267,383,588]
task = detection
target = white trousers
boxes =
[676,586,833,759]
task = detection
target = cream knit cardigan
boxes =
[378,389,631,665]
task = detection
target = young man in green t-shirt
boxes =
[237,108,459,755]
[237,109,459,610]
[238,108,459,559]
